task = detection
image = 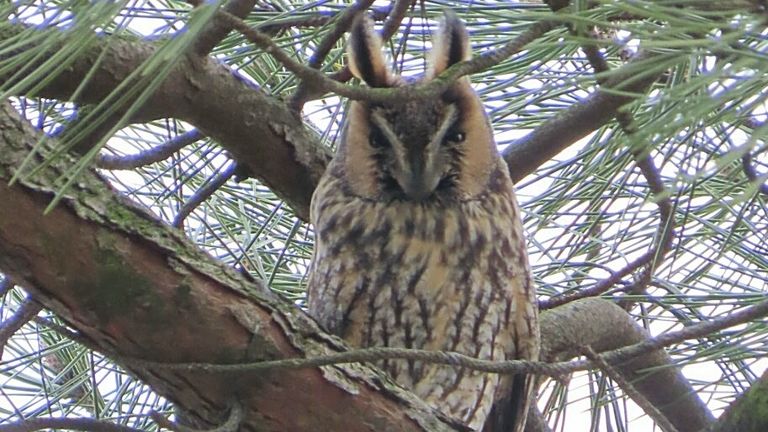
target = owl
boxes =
[307,11,539,432]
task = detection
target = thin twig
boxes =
[538,162,676,309]
[289,0,416,111]
[172,161,237,228]
[288,0,375,111]
[323,0,414,86]
[121,296,768,377]
[582,346,679,432]
[309,0,374,70]
[0,295,43,359]
[192,0,259,56]
[255,6,392,35]
[540,248,662,309]
[218,9,560,102]
[379,0,414,41]
[130,345,574,376]
[97,129,205,170]
[617,154,676,304]
[539,31,675,310]
[256,14,331,34]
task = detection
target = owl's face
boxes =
[336,12,500,204]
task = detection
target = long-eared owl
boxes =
[307,11,539,432]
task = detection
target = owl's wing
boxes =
[484,259,539,432]
[482,373,535,432]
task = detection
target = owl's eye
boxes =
[444,130,465,144]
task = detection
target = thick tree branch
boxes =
[0,24,330,221]
[582,346,679,432]
[503,51,661,183]
[506,0,764,181]
[539,298,714,432]
[709,369,768,432]
[0,102,464,431]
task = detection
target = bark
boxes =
[0,102,463,432]
[524,408,553,432]
[708,369,768,432]
[539,298,715,432]
[192,0,259,56]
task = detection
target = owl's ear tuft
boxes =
[428,10,471,79]
[347,15,390,87]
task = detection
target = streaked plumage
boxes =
[307,12,539,431]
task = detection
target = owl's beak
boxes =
[398,163,442,201]
[402,181,433,201]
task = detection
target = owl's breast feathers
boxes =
[308,11,538,431]
[307,162,539,430]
